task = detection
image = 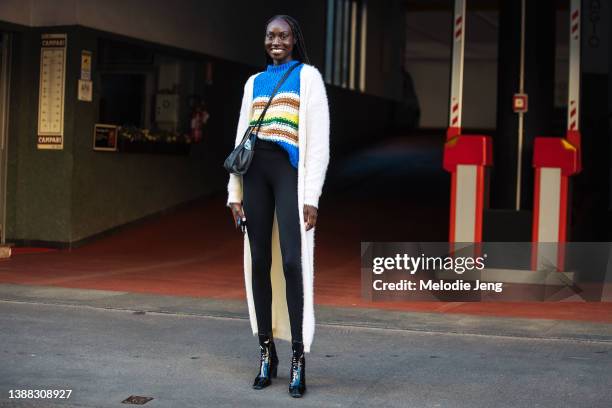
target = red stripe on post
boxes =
[456,15,463,25]
[531,169,541,270]
[452,104,459,113]
[532,169,541,242]
[449,171,457,242]
[474,166,484,243]
[557,243,566,272]
[557,175,569,271]
[452,116,459,126]
[572,10,579,20]
[558,175,568,243]
[455,28,462,39]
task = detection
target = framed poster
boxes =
[78,79,92,102]
[93,124,118,151]
[81,50,92,80]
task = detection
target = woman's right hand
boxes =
[229,202,245,228]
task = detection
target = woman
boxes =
[226,15,329,398]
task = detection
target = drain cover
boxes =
[122,395,154,405]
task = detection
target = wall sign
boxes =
[78,79,92,102]
[78,50,93,102]
[93,124,118,152]
[81,50,92,80]
[583,0,609,74]
[512,93,528,113]
[37,33,67,150]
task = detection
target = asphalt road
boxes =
[1,299,611,408]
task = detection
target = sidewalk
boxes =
[1,283,612,342]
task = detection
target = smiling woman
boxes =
[226,15,330,399]
[264,15,310,66]
[265,20,293,63]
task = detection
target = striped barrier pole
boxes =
[443,0,493,245]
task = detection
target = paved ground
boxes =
[1,285,611,408]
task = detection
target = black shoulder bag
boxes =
[224,62,302,175]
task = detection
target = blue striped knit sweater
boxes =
[251,60,303,168]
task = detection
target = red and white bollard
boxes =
[444,132,493,243]
[532,138,580,270]
[443,0,493,244]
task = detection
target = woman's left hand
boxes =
[303,205,318,231]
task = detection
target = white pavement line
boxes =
[1,298,611,345]
[314,320,612,344]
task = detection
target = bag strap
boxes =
[252,62,302,135]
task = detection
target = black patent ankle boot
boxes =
[253,333,278,390]
[288,341,306,397]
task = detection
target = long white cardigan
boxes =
[227,64,330,353]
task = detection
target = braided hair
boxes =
[264,15,311,65]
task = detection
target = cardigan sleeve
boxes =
[303,67,330,209]
[226,77,253,207]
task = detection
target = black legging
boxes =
[243,139,304,343]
